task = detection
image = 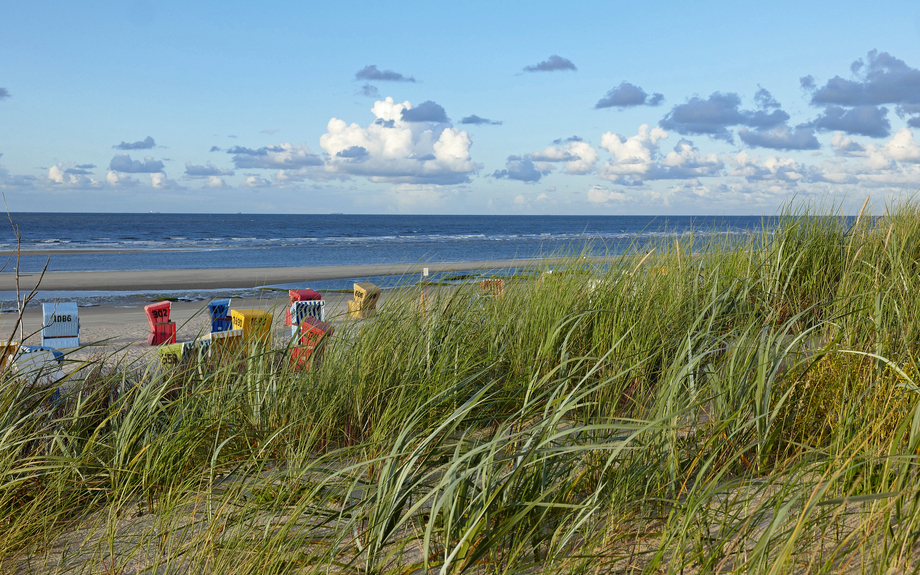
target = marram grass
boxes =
[5,201,920,573]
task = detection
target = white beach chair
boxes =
[12,348,64,386]
[289,300,325,337]
[41,302,80,348]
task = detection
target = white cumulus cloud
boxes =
[659,139,723,178]
[46,164,103,188]
[527,141,599,175]
[880,127,920,163]
[597,124,668,183]
[587,185,628,204]
[319,97,480,185]
[105,171,140,187]
[205,176,230,189]
[149,173,184,190]
[727,151,809,187]
[240,176,273,188]
[831,132,866,156]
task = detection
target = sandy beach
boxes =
[0,261,405,362]
[0,290,357,359]
[0,258,574,355]
[0,256,601,364]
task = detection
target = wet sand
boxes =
[0,259,562,292]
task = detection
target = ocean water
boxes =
[0,213,771,306]
[3,213,768,273]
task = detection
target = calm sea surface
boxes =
[3,213,769,273]
[0,213,775,306]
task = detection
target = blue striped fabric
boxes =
[291,300,325,324]
[182,338,212,360]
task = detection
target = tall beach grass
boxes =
[4,200,920,573]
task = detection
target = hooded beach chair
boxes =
[41,302,80,347]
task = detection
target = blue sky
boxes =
[2,1,920,214]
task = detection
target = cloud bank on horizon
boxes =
[3,44,920,214]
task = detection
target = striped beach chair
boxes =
[289,300,325,336]
[41,302,80,347]
[286,289,322,326]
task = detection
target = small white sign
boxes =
[423,268,429,277]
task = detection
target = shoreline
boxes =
[0,257,605,292]
[0,248,198,256]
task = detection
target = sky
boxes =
[2,1,920,215]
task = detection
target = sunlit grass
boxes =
[4,199,920,573]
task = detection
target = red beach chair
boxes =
[479,278,505,296]
[291,316,334,370]
[145,301,177,345]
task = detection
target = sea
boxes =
[0,213,771,307]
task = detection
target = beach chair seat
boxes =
[208,329,244,363]
[20,345,65,364]
[346,299,376,319]
[41,302,80,347]
[183,338,212,362]
[208,298,232,333]
[291,316,334,370]
[148,323,177,346]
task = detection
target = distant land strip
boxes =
[0,258,616,292]
[0,249,189,256]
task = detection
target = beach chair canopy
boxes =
[208,298,231,320]
[144,301,171,326]
[41,302,80,348]
[290,289,321,302]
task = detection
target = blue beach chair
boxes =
[208,298,232,333]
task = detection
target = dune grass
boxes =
[5,200,920,573]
